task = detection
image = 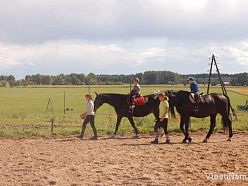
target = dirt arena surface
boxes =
[1,131,248,186]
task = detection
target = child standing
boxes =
[151,92,170,144]
[77,94,97,140]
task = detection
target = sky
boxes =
[0,0,248,79]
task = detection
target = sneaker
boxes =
[76,135,83,139]
[165,140,170,144]
[150,139,158,144]
[90,136,98,140]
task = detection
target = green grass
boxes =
[0,85,248,137]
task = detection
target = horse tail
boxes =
[169,105,176,119]
[222,94,231,129]
[224,94,231,118]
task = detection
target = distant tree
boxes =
[0,80,7,87]
[14,80,22,86]
[54,74,65,85]
[0,75,7,81]
[9,80,15,87]
[71,75,81,85]
[85,73,97,85]
[237,72,248,86]
[78,73,86,83]
[25,75,33,85]
[36,74,43,85]
[7,75,15,82]
[42,75,52,85]
[21,79,28,86]
[230,78,238,86]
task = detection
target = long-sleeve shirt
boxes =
[130,84,140,95]
[86,100,95,115]
[190,81,199,93]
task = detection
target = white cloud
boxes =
[0,0,248,77]
[0,0,248,44]
[0,41,248,78]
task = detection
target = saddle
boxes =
[189,92,205,104]
[127,95,146,106]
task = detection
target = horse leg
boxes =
[113,115,122,137]
[180,116,187,143]
[203,114,217,143]
[184,116,192,143]
[127,116,140,138]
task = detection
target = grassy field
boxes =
[0,85,248,137]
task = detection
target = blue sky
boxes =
[0,0,248,79]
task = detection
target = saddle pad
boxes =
[136,97,145,106]
[126,96,145,106]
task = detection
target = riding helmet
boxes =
[134,78,139,83]
[187,77,194,81]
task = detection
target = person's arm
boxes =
[130,87,136,94]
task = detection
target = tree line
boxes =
[0,71,248,87]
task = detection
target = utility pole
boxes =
[207,54,238,121]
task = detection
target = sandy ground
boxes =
[0,131,248,186]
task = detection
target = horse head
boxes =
[94,92,104,111]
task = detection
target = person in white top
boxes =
[77,94,97,140]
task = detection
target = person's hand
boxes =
[160,118,164,122]
[80,114,85,119]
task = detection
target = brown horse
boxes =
[94,92,160,137]
[166,90,233,143]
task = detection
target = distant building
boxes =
[223,82,230,85]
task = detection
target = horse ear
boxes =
[95,92,98,96]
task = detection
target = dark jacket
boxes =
[190,81,199,93]
[130,84,140,95]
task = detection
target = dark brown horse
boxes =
[94,93,160,137]
[165,90,233,143]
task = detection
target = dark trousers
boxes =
[80,115,97,137]
[154,118,169,134]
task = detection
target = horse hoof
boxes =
[227,138,232,142]
[202,138,208,143]
[182,139,187,143]
[188,137,192,143]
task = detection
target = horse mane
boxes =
[169,105,176,119]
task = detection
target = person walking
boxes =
[77,94,97,140]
